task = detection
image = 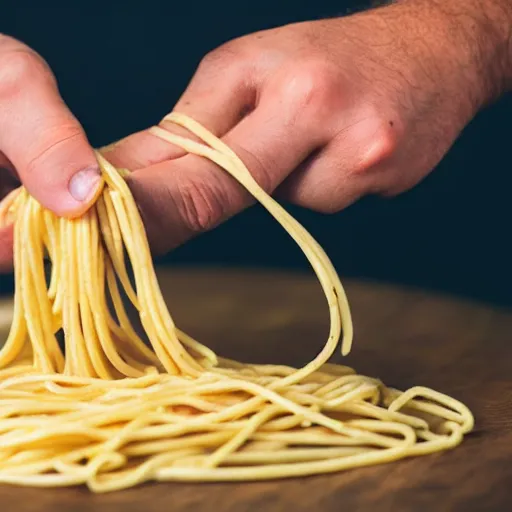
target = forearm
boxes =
[397,0,512,105]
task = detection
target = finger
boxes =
[127,85,332,254]
[277,116,397,213]
[0,36,101,217]
[276,148,371,214]
[102,54,257,171]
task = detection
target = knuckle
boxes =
[24,127,84,177]
[281,60,340,119]
[371,119,401,161]
[0,33,14,49]
[198,41,242,74]
[0,50,51,97]
[175,175,228,235]
[344,115,402,177]
[198,49,221,71]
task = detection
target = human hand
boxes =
[103,0,512,256]
[0,35,102,268]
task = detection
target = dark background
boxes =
[1,1,511,305]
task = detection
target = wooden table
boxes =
[0,267,511,512]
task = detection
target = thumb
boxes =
[0,36,101,217]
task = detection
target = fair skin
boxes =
[0,0,510,267]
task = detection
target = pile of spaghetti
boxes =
[0,113,473,492]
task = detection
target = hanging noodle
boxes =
[0,112,473,493]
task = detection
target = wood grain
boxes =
[1,267,511,512]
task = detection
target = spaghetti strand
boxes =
[0,113,473,492]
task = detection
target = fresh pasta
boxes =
[0,112,473,492]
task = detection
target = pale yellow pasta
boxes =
[0,113,473,493]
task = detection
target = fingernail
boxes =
[69,166,101,202]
